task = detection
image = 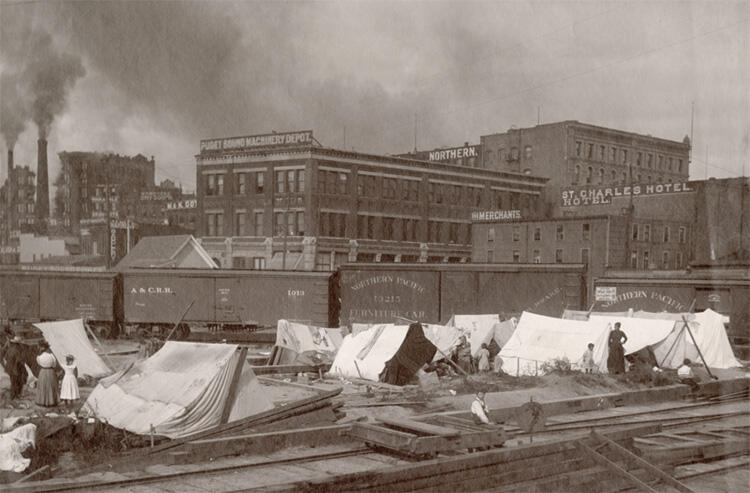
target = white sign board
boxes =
[595,286,617,302]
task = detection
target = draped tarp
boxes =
[379,323,437,385]
[273,320,342,365]
[34,319,111,378]
[446,314,500,356]
[328,323,461,382]
[82,342,273,438]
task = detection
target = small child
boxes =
[677,358,699,393]
[582,343,596,373]
[60,354,80,410]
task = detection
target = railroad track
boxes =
[10,395,749,492]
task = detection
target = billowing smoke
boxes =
[0,26,85,143]
[0,72,29,149]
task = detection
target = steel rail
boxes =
[9,447,371,493]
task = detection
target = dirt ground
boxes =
[1,337,747,483]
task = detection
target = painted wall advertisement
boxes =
[561,182,693,207]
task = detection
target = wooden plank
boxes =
[246,424,663,493]
[575,440,658,493]
[590,431,696,493]
[377,417,461,437]
[221,347,248,424]
[251,363,329,375]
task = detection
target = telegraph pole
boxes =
[104,159,112,270]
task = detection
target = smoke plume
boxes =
[1,26,85,143]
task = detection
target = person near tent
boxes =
[1,335,29,400]
[60,354,80,410]
[476,343,490,372]
[607,322,628,374]
[35,342,59,408]
[452,336,474,374]
[581,343,596,373]
[677,358,700,393]
[471,391,493,425]
[492,354,504,374]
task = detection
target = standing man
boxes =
[607,322,628,374]
[2,336,28,400]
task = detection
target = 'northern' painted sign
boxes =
[428,145,480,163]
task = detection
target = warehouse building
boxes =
[196,130,547,270]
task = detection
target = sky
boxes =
[1,0,748,198]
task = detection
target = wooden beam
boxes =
[220,347,248,424]
[589,431,696,493]
[377,417,461,438]
[251,363,329,375]
[575,440,658,493]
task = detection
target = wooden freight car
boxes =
[0,269,121,335]
[593,266,750,355]
[121,268,337,334]
[338,263,587,326]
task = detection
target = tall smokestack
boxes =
[36,138,49,233]
[6,148,13,243]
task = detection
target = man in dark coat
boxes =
[607,322,628,374]
[2,336,29,399]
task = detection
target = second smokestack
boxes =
[36,138,49,233]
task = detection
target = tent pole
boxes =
[394,315,470,378]
[658,324,686,368]
[165,299,196,341]
[84,320,116,371]
[682,315,717,380]
[221,346,248,424]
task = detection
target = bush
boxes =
[540,357,573,374]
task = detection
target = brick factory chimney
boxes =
[36,138,49,233]
[5,148,13,243]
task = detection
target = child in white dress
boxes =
[60,354,80,409]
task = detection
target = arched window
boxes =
[611,170,617,182]
[524,145,532,159]
[598,168,604,184]
[622,172,627,185]
[574,164,581,184]
[586,166,593,184]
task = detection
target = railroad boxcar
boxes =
[0,269,121,335]
[338,263,587,326]
[593,267,750,351]
[122,268,336,332]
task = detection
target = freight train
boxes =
[0,263,587,338]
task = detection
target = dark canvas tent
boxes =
[379,322,437,385]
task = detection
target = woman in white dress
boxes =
[60,354,80,409]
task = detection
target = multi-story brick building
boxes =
[196,130,547,270]
[0,165,37,236]
[480,121,691,216]
[55,152,156,233]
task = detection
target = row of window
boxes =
[488,223,591,243]
[487,247,587,264]
[485,145,533,164]
[630,250,684,269]
[207,170,307,197]
[575,141,685,173]
[632,224,687,243]
[573,165,679,186]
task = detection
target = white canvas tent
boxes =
[34,319,111,378]
[500,310,741,377]
[328,323,462,382]
[590,309,741,369]
[499,312,611,376]
[271,319,343,365]
[82,341,274,438]
[446,314,517,355]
